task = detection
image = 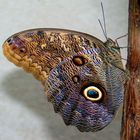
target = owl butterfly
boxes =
[2,3,126,133]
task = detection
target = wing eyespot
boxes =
[83,86,103,102]
[80,83,106,102]
[72,55,88,66]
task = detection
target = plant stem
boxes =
[121,0,140,140]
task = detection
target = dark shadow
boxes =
[2,69,122,140]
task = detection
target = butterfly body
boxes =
[3,28,126,132]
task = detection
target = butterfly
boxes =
[2,3,126,132]
[2,28,126,132]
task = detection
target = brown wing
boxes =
[3,28,105,84]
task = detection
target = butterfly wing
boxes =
[45,48,125,132]
[3,28,125,132]
[3,28,105,84]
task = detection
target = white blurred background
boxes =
[0,0,128,140]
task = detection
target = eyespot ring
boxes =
[83,86,103,102]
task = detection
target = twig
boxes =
[121,0,140,140]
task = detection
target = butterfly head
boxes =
[104,38,116,48]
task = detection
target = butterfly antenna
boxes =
[98,2,108,40]
[101,2,107,38]
[98,19,107,40]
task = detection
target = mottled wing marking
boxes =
[3,29,105,84]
